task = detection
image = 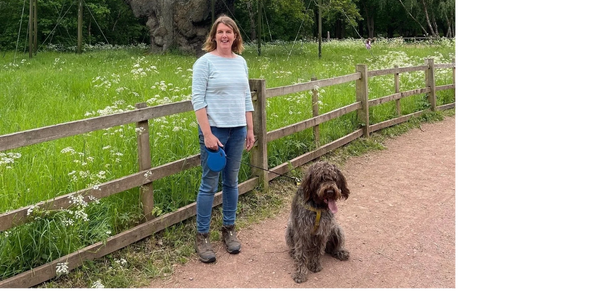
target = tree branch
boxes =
[397,0,428,36]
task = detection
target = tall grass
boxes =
[0,38,454,283]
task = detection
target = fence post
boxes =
[311,76,320,148]
[394,64,401,116]
[135,102,154,222]
[249,79,269,190]
[356,64,370,138]
[452,58,456,100]
[425,58,437,111]
[452,57,458,102]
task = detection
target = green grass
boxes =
[0,38,454,286]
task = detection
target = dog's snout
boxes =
[325,189,335,197]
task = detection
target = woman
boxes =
[191,15,255,263]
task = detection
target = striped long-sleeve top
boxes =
[191,53,253,128]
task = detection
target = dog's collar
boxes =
[304,204,327,234]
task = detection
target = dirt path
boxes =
[146,117,455,288]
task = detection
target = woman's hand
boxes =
[204,133,222,150]
[245,131,255,151]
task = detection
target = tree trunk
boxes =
[245,1,256,41]
[335,18,342,39]
[123,0,234,56]
[450,9,456,37]
[387,25,394,38]
[360,2,376,39]
[363,9,373,39]
[159,0,174,52]
[430,6,439,36]
[420,0,438,37]
[445,14,453,37]
[368,15,374,38]
[398,0,428,36]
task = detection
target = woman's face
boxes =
[214,23,235,52]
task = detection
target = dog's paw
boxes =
[333,249,350,261]
[293,273,308,283]
[308,262,323,273]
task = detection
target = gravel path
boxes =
[146,116,455,289]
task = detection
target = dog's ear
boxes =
[336,168,350,199]
[301,168,314,201]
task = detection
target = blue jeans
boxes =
[196,126,247,234]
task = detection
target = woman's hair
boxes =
[202,15,245,54]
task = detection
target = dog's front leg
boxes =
[304,242,323,273]
[292,251,310,283]
[307,252,323,273]
[326,226,350,261]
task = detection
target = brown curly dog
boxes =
[285,161,350,283]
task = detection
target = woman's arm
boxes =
[195,108,221,150]
[245,111,255,151]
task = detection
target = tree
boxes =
[439,0,455,37]
[122,0,234,55]
[0,0,147,52]
[0,0,454,52]
[358,0,377,38]
[395,0,454,38]
[234,0,314,42]
[236,0,257,41]
[316,0,361,39]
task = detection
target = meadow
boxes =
[0,38,454,285]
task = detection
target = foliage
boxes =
[0,0,148,52]
[0,0,453,51]
[0,38,453,286]
[234,0,315,42]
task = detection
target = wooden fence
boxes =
[0,58,455,288]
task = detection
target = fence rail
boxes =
[0,58,455,288]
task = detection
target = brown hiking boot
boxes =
[195,232,216,263]
[221,225,241,254]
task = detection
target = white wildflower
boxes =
[60,147,76,154]
[91,280,105,288]
[56,262,69,275]
[26,205,36,216]
[62,218,74,226]
[144,170,153,179]
[74,210,89,221]
[115,258,127,266]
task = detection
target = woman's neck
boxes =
[211,49,235,58]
